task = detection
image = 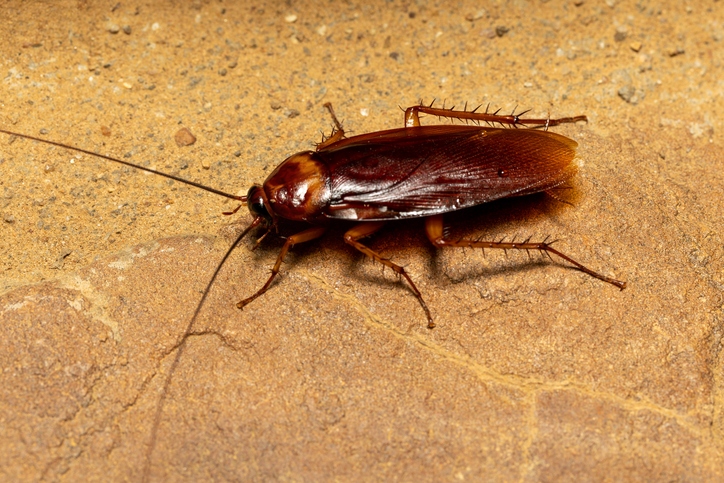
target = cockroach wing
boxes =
[318,125,579,220]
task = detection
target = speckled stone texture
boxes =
[1,1,723,481]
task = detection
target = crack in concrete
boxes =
[303,269,707,440]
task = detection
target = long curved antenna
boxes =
[141,215,264,482]
[0,128,246,202]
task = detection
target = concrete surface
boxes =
[1,0,722,481]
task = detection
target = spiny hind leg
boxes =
[237,225,328,309]
[404,100,587,128]
[344,222,435,329]
[424,214,626,289]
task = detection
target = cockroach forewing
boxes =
[320,125,578,220]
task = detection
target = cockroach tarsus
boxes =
[2,101,626,480]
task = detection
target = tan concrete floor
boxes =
[1,1,722,481]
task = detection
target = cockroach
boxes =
[2,101,625,478]
[2,101,626,328]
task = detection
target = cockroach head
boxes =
[246,184,274,225]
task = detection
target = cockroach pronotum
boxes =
[2,102,626,478]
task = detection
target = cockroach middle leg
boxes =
[404,103,587,128]
[424,214,626,290]
[344,222,435,329]
[236,225,327,309]
[316,102,346,149]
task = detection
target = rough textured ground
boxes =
[1,1,723,481]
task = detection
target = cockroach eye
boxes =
[497,168,508,178]
[246,185,271,221]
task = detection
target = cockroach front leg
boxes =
[344,222,435,329]
[424,214,626,290]
[404,101,587,128]
[237,225,328,310]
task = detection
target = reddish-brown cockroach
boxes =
[1,101,626,330]
[2,101,626,478]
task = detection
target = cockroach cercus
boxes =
[2,101,626,330]
[2,101,626,478]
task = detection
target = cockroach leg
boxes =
[316,102,346,149]
[222,203,244,216]
[252,226,273,251]
[404,103,587,129]
[404,106,423,127]
[323,102,344,132]
[236,225,327,309]
[343,222,435,329]
[424,214,626,290]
